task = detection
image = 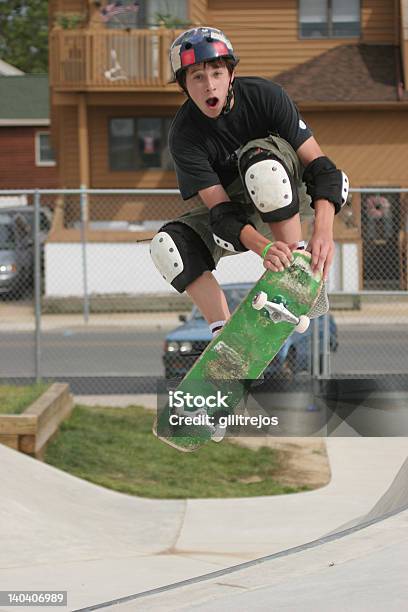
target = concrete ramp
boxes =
[0,438,407,611]
[116,509,408,612]
[329,454,408,533]
[0,443,185,566]
[76,445,408,612]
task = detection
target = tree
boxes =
[0,0,49,73]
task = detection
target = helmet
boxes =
[169,27,238,83]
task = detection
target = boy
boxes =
[151,27,349,337]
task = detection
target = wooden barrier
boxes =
[0,384,73,459]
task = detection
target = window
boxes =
[106,0,141,29]
[109,117,174,171]
[105,0,187,29]
[35,132,56,166]
[299,0,360,39]
[146,0,188,27]
[332,0,360,37]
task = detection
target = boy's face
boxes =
[184,61,234,118]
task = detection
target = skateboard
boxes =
[154,250,322,452]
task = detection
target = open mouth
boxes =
[206,97,219,108]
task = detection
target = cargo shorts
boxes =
[174,135,312,267]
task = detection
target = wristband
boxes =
[261,242,274,260]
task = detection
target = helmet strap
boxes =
[221,76,234,115]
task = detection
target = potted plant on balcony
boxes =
[55,12,86,30]
[153,11,190,29]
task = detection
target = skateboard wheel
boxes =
[295,315,310,334]
[252,291,268,310]
[211,424,226,443]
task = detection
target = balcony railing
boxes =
[49,28,182,90]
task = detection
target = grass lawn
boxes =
[44,404,309,499]
[0,383,50,415]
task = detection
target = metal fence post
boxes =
[322,313,331,377]
[312,318,320,378]
[34,190,42,382]
[80,185,90,323]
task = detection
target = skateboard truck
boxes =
[252,291,310,333]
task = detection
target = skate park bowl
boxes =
[1,433,408,611]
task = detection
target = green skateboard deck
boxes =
[154,250,322,451]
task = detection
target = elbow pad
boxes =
[209,201,254,253]
[303,156,349,214]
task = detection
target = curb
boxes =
[42,294,193,314]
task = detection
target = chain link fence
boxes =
[0,188,407,394]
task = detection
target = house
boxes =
[48,0,408,189]
[0,69,58,191]
[45,0,408,296]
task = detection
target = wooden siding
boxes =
[304,109,408,187]
[207,0,398,78]
[57,107,80,187]
[56,102,408,191]
[361,0,397,43]
[0,127,58,190]
[49,0,399,91]
[190,0,208,25]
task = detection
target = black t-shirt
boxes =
[169,77,313,200]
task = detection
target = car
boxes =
[163,283,338,381]
[0,212,33,297]
[0,206,52,298]
[0,206,52,245]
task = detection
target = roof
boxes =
[0,59,24,76]
[274,44,407,104]
[0,74,50,125]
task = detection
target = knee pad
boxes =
[240,149,299,222]
[150,222,215,293]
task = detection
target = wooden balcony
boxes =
[49,28,182,91]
